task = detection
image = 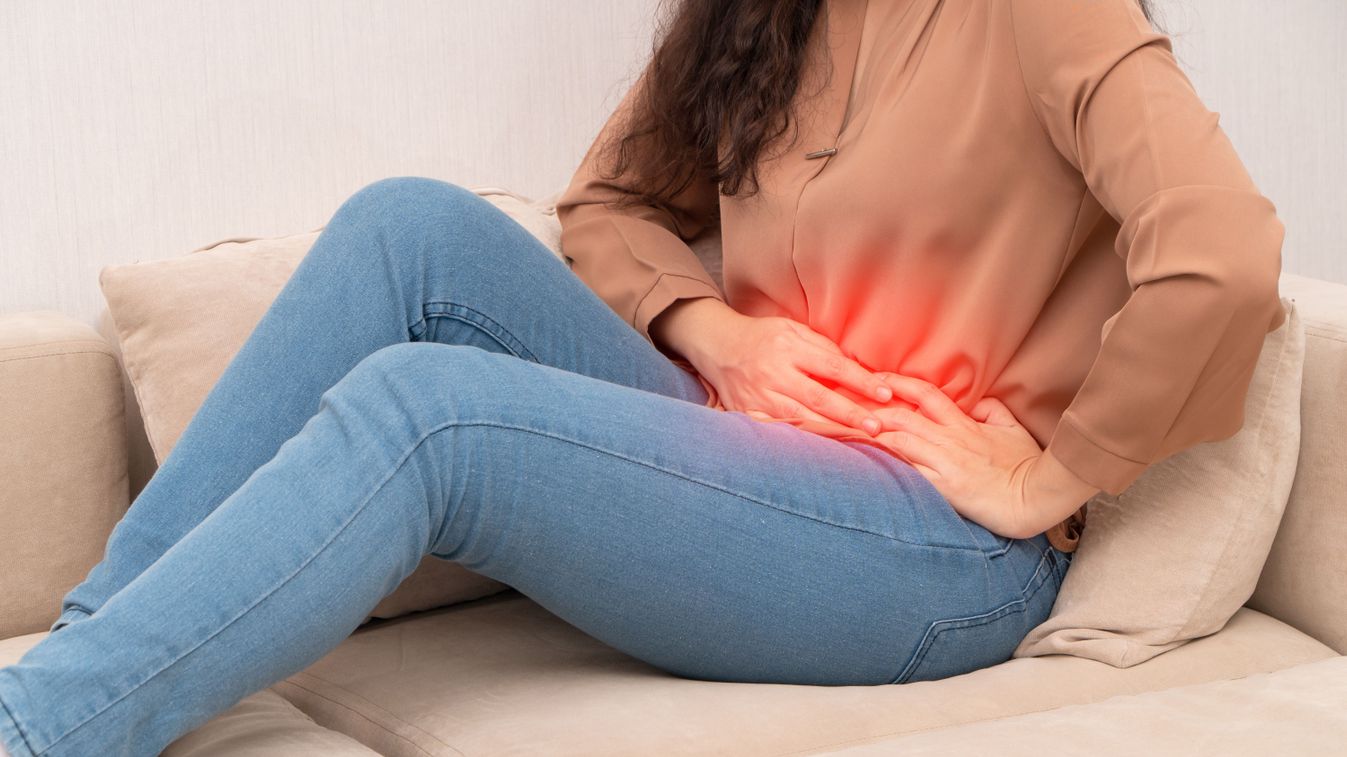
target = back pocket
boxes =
[889,596,1030,684]
[890,547,1062,684]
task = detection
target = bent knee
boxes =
[346,341,482,389]
[348,176,475,211]
[333,176,493,233]
[325,342,516,427]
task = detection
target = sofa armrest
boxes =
[1246,273,1347,654]
[0,310,129,639]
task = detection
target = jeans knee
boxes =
[327,176,522,274]
[325,342,503,433]
[332,177,491,238]
[347,176,473,213]
[344,341,458,395]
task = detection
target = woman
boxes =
[0,0,1285,754]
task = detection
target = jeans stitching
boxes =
[39,411,457,753]
[42,412,996,751]
[1019,548,1055,598]
[889,547,1054,685]
[437,421,1000,554]
[979,537,1014,558]
[0,692,36,757]
[51,605,92,633]
[415,301,540,364]
[889,595,1030,684]
[405,300,994,554]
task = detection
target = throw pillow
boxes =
[98,185,563,623]
[1014,296,1304,666]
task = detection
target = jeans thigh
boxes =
[46,176,709,636]
[361,177,713,407]
[397,346,1043,686]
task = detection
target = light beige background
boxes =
[2,0,1343,332]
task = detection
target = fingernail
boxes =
[875,385,892,402]
[863,418,881,435]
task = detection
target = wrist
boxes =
[1025,447,1099,533]
[650,296,738,368]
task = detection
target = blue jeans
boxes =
[0,177,1070,757]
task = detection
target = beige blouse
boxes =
[554,0,1287,552]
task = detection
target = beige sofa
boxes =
[2,267,1345,755]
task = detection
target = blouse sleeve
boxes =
[554,69,726,356]
[1008,0,1287,496]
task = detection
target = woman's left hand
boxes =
[869,372,1058,540]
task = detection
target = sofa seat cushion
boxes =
[819,655,1347,755]
[0,633,377,756]
[273,591,1338,757]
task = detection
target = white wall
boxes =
[0,0,661,327]
[1165,0,1347,287]
[2,0,1343,332]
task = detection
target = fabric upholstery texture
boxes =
[93,188,560,624]
[1014,297,1304,666]
[270,591,1336,757]
[160,690,383,757]
[1248,272,1347,654]
[818,655,1347,755]
[0,311,129,638]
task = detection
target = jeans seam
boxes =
[889,594,1030,684]
[402,301,990,554]
[438,421,998,554]
[38,411,993,750]
[0,691,36,757]
[63,604,92,617]
[1019,548,1055,598]
[1051,548,1073,586]
[888,547,1055,685]
[48,607,86,634]
[39,410,458,753]
[979,539,1014,558]
[414,301,539,364]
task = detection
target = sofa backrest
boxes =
[1246,272,1347,654]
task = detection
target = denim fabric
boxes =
[0,177,1071,757]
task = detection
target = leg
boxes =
[51,176,711,633]
[0,344,1065,757]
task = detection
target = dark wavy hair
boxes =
[597,0,1158,208]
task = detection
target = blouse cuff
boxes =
[632,273,725,346]
[1045,413,1151,497]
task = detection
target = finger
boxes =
[781,374,885,434]
[784,320,849,355]
[783,324,893,401]
[751,389,836,426]
[797,369,883,431]
[795,346,893,404]
[970,396,1017,427]
[874,405,950,442]
[908,460,941,483]
[877,373,968,427]
[883,430,954,472]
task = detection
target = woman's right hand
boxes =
[654,298,895,435]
